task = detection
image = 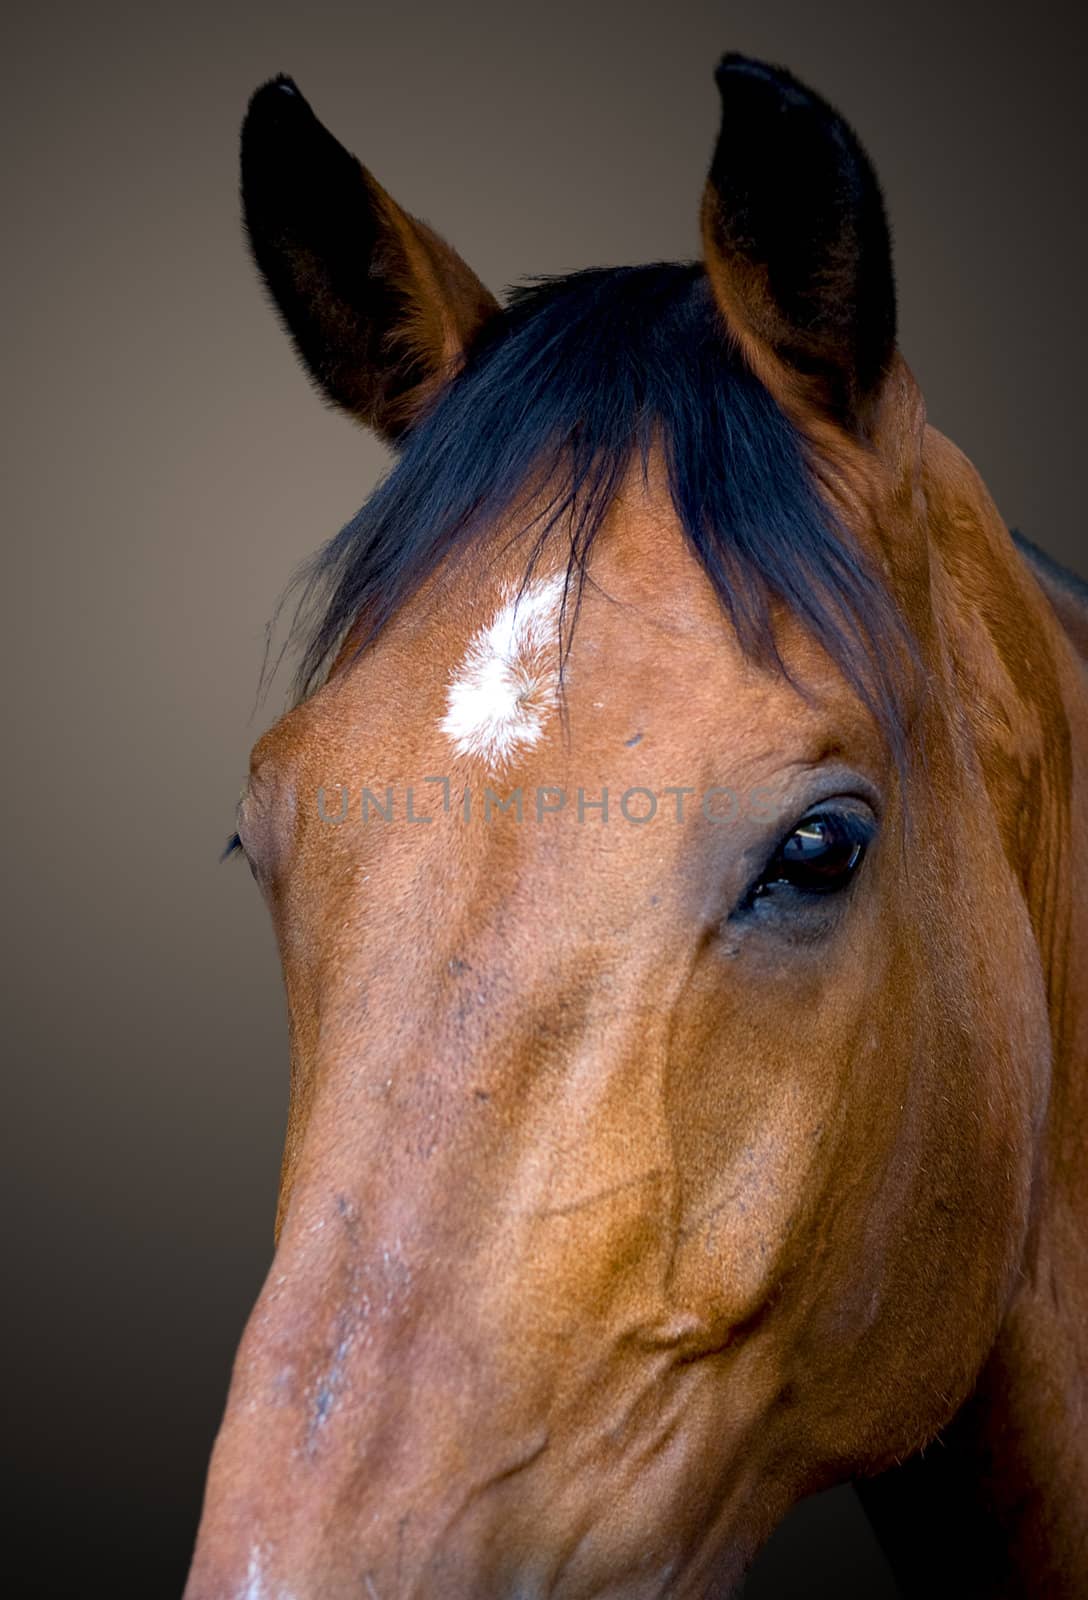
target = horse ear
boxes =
[701,55,896,437]
[241,77,500,443]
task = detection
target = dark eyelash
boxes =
[782,810,873,862]
[220,831,244,863]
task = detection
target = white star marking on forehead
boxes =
[440,574,566,771]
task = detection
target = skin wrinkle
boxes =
[427,1431,555,1587]
[522,1166,669,1223]
[186,59,1087,1600]
[658,922,717,1307]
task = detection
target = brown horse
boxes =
[184,55,1087,1600]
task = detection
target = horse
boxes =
[183,54,1087,1600]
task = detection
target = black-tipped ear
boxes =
[701,54,896,436]
[240,76,500,443]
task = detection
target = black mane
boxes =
[282,262,909,751]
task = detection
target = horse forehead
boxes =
[288,612,710,790]
[256,498,850,782]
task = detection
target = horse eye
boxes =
[755,811,871,899]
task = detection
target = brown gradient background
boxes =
[5,1,1086,1596]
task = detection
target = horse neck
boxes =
[861,510,1088,1597]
